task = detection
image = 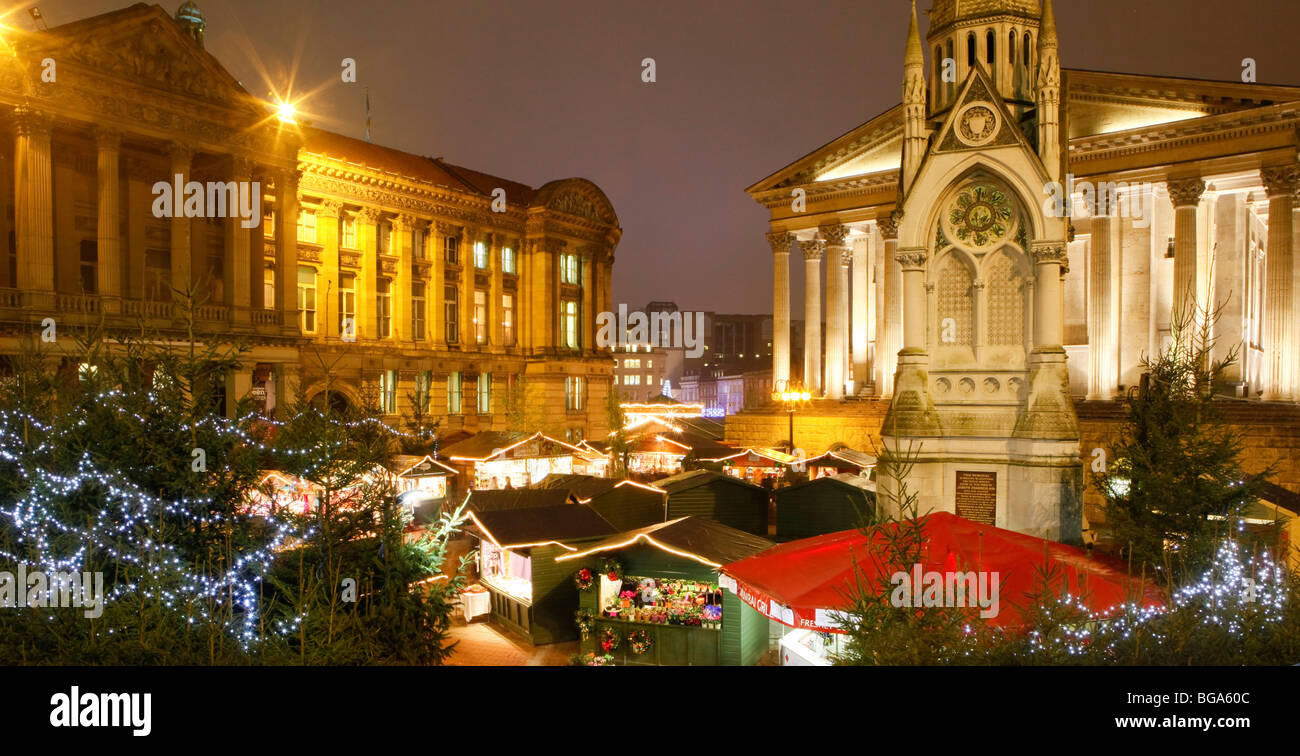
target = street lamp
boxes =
[771,379,812,454]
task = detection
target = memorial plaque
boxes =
[954,471,997,525]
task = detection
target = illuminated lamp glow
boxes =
[276,101,296,123]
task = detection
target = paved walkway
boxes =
[445,618,578,666]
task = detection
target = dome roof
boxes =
[175,1,205,29]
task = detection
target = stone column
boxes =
[274,363,298,420]
[852,231,870,394]
[391,214,413,341]
[14,107,54,304]
[1262,166,1298,401]
[801,236,824,394]
[877,213,902,396]
[1168,177,1206,324]
[316,199,342,338]
[93,128,123,312]
[1032,242,1066,350]
[581,243,595,350]
[898,248,928,351]
[1087,211,1118,399]
[1293,185,1300,400]
[249,167,268,313]
[357,208,380,340]
[821,223,849,400]
[767,230,794,387]
[226,156,254,325]
[275,169,300,335]
[167,142,194,300]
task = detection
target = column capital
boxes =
[356,207,382,224]
[818,222,850,248]
[317,199,344,218]
[93,127,121,149]
[276,166,301,190]
[1166,177,1206,208]
[766,230,795,254]
[434,220,462,237]
[166,141,195,163]
[12,106,50,137]
[800,237,825,261]
[896,248,926,270]
[1031,241,1068,265]
[392,213,417,231]
[230,154,255,177]
[877,210,901,240]
[1261,165,1300,199]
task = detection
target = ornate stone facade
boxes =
[0,4,621,440]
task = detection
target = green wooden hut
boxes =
[561,517,774,666]
[467,503,615,644]
[653,470,769,536]
[774,473,876,541]
[587,480,668,531]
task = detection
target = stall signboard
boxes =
[729,580,846,634]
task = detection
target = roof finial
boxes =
[905,0,924,67]
[1039,0,1058,49]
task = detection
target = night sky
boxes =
[41,0,1300,315]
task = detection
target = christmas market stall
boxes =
[774,473,875,541]
[533,473,618,504]
[652,470,769,535]
[700,447,797,486]
[802,448,876,479]
[588,480,669,531]
[447,431,608,489]
[465,502,616,643]
[720,512,1166,666]
[558,517,774,665]
[390,454,459,523]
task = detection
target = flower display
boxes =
[574,567,595,591]
[627,629,653,656]
[600,626,620,652]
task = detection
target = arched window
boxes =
[1023,33,1031,66]
[937,254,974,347]
[1009,31,1016,66]
[967,33,976,67]
[986,30,995,65]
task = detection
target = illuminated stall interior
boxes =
[449,432,608,489]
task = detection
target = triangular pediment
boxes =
[931,65,1030,156]
[746,104,904,193]
[21,5,254,110]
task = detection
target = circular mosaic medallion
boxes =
[947,184,1014,248]
[956,103,999,146]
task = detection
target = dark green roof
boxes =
[652,469,765,495]
[469,505,615,547]
[465,488,574,513]
[568,516,774,567]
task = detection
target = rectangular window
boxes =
[412,281,426,340]
[501,246,516,274]
[477,372,492,414]
[502,293,515,346]
[145,248,171,302]
[339,272,356,337]
[79,240,97,293]
[412,228,425,260]
[263,267,275,309]
[447,372,462,414]
[297,265,317,333]
[377,278,392,338]
[380,370,398,414]
[377,222,391,256]
[624,358,641,369]
[565,376,585,411]
[561,254,580,285]
[340,216,357,249]
[263,208,275,239]
[563,300,579,349]
[474,240,488,269]
[445,286,459,343]
[445,236,459,266]
[414,370,432,413]
[474,289,488,344]
[298,209,317,244]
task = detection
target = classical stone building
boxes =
[744,0,1300,540]
[0,3,621,440]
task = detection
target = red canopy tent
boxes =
[719,512,1165,632]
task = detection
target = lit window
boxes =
[340,216,357,249]
[502,293,515,346]
[376,278,391,338]
[445,286,459,344]
[297,209,317,244]
[297,265,316,333]
[474,241,488,269]
[263,208,275,239]
[474,289,488,344]
[561,254,580,285]
[624,359,641,369]
[565,376,585,411]
[380,370,398,414]
[338,273,356,338]
[501,246,516,275]
[563,300,579,349]
[478,372,492,414]
[447,372,462,414]
[412,228,425,260]
[377,222,391,255]
[414,370,431,413]
[412,281,426,340]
